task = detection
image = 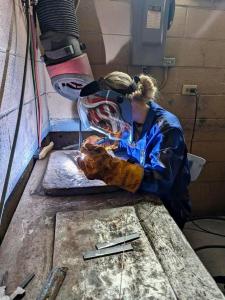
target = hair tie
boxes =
[133,75,140,83]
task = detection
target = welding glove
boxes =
[76,143,144,193]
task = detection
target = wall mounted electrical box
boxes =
[132,0,175,66]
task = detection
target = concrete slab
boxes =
[42,150,118,196]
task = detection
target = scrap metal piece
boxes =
[36,267,68,300]
[96,233,140,250]
[83,244,133,260]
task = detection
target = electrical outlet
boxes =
[182,85,198,96]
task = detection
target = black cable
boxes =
[0,0,30,225]
[29,6,41,147]
[194,245,225,252]
[159,67,169,91]
[191,220,225,238]
[189,91,199,153]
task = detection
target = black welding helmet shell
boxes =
[80,76,139,97]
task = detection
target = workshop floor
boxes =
[184,219,225,294]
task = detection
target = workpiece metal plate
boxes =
[42,150,117,196]
[53,207,176,300]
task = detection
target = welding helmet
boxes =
[78,89,133,142]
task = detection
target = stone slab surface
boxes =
[53,207,176,300]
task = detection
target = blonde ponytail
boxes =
[132,74,157,101]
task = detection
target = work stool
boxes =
[187,153,206,182]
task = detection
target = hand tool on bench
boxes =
[36,267,68,300]
[0,273,35,300]
[10,272,35,300]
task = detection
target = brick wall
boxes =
[77,0,225,215]
[0,1,49,202]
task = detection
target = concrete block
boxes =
[94,0,131,35]
[0,116,11,197]
[165,38,205,66]
[198,161,225,182]
[78,0,102,33]
[0,1,27,57]
[1,55,35,113]
[185,8,225,40]
[194,118,225,141]
[0,51,6,95]
[127,66,144,76]
[203,40,225,67]
[198,95,225,118]
[80,32,106,64]
[168,7,187,37]
[159,94,196,119]
[127,67,167,90]
[192,141,225,162]
[176,0,213,7]
[3,100,38,197]
[40,62,53,94]
[180,118,194,141]
[190,181,225,215]
[162,67,225,95]
[10,1,27,57]
[0,1,13,53]
[6,100,37,152]
[103,35,130,65]
[91,64,128,80]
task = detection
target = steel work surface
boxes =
[42,150,118,196]
[0,158,224,299]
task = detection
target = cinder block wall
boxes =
[0,2,49,202]
[77,0,225,215]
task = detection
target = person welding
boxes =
[76,71,191,229]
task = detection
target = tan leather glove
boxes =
[76,143,144,193]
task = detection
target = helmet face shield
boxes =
[78,90,133,142]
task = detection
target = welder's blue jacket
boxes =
[115,101,191,226]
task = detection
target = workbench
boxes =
[0,155,224,299]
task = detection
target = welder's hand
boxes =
[84,135,102,145]
[76,143,144,193]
